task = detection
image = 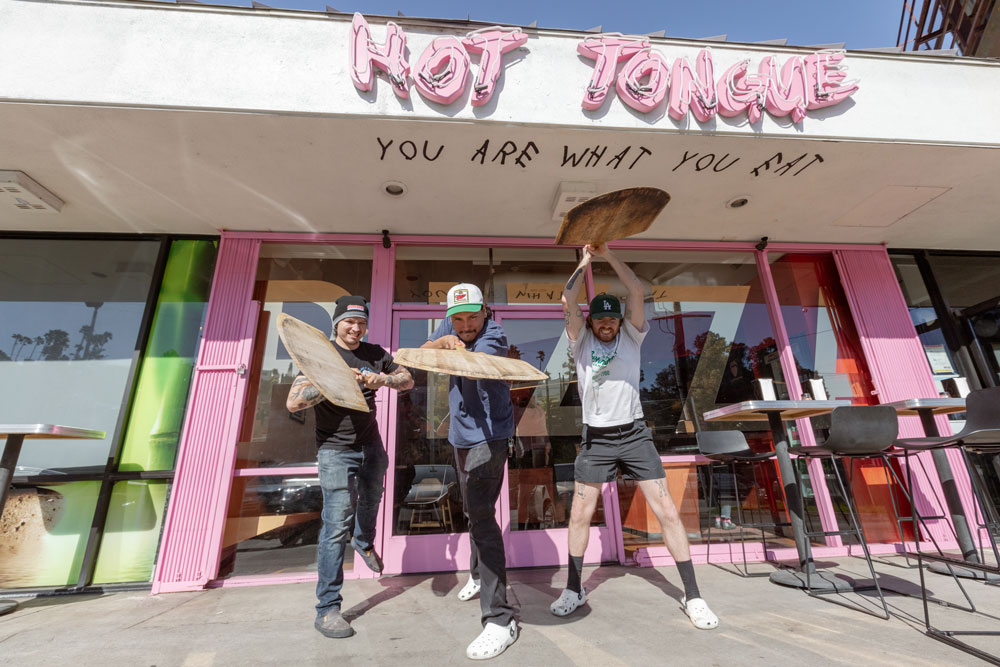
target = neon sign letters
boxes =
[351,13,527,106]
[349,15,859,122]
[580,35,858,122]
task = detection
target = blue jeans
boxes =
[315,433,388,617]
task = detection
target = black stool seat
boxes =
[697,430,776,462]
[789,405,899,458]
[895,386,1000,451]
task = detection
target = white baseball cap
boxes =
[446,283,485,317]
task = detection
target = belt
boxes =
[586,420,637,435]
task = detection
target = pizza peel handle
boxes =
[275,313,369,413]
[555,187,670,246]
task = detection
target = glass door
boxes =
[495,311,619,568]
[381,312,495,574]
[382,310,618,574]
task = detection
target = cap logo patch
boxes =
[603,300,611,310]
[347,304,365,311]
[454,289,469,304]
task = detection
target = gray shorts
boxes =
[574,419,666,483]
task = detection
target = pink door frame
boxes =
[153,232,964,591]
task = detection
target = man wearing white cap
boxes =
[421,283,517,660]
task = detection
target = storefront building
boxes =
[1,1,999,595]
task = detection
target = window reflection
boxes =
[0,239,159,472]
[393,318,467,535]
[394,247,581,306]
[217,475,328,578]
[590,250,779,455]
[240,244,373,468]
[503,318,604,531]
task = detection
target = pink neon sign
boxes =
[350,13,527,106]
[348,16,858,122]
[580,36,858,122]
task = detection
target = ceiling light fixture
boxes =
[0,171,63,213]
[382,180,407,197]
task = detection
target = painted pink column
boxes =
[833,248,968,548]
[368,241,395,574]
[152,237,261,593]
[755,251,842,544]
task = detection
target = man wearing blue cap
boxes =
[421,283,518,660]
[552,245,719,630]
[286,295,413,640]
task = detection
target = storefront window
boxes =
[0,481,101,588]
[394,246,581,305]
[590,250,779,455]
[217,474,327,578]
[891,254,968,391]
[926,254,1000,387]
[92,481,169,584]
[392,317,467,535]
[0,238,161,473]
[588,250,784,550]
[769,253,906,545]
[240,243,374,468]
[503,317,604,531]
[119,240,217,471]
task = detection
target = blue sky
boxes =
[258,0,905,50]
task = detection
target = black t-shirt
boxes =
[307,341,399,451]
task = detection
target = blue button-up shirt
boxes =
[428,318,514,448]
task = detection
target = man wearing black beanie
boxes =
[286,295,413,639]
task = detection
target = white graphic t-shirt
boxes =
[570,319,649,427]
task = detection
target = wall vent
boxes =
[551,182,597,222]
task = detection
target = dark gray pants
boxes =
[454,438,515,627]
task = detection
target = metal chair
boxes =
[788,405,972,620]
[893,387,1000,664]
[696,430,790,577]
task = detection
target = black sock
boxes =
[566,555,584,593]
[676,560,700,600]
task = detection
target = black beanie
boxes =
[332,295,369,327]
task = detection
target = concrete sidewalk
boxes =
[1,556,998,666]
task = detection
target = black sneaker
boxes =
[315,610,355,638]
[351,539,384,573]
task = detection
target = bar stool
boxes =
[788,405,944,619]
[696,430,790,577]
[894,386,1000,569]
[892,387,1000,664]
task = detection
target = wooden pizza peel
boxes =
[275,313,369,413]
[554,187,670,246]
[394,348,548,382]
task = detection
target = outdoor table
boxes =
[0,425,106,616]
[882,398,997,580]
[703,400,853,591]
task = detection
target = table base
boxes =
[928,561,1000,582]
[769,569,856,592]
[0,600,17,616]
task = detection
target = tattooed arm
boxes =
[286,375,325,412]
[360,366,415,392]
[562,246,592,341]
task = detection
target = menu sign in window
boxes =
[924,344,954,375]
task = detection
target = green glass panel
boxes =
[0,481,101,588]
[92,481,169,584]
[118,240,217,471]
